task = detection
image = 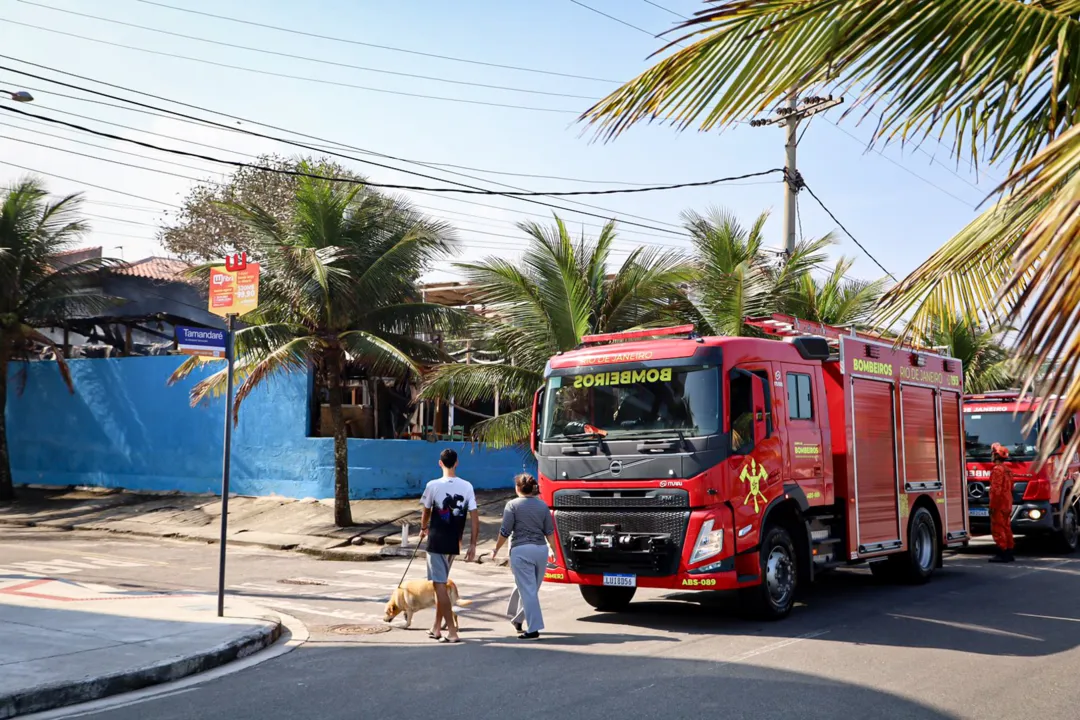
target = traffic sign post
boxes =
[206,253,258,618]
[217,312,236,618]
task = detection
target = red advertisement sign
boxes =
[208,263,260,317]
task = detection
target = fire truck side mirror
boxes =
[531,387,544,456]
[751,375,768,446]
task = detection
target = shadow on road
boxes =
[78,642,960,720]
[574,550,1080,658]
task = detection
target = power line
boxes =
[823,120,979,208]
[2,58,693,232]
[0,132,212,183]
[133,0,621,85]
[0,118,227,176]
[0,58,695,235]
[4,102,697,248]
[1,20,582,114]
[0,159,181,207]
[19,2,600,102]
[641,1,690,20]
[1,102,784,197]
[569,0,659,37]
[801,181,896,281]
[6,127,693,254]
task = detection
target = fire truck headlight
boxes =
[1029,509,1043,521]
[689,520,724,564]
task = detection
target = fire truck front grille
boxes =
[552,489,689,509]
[554,509,690,577]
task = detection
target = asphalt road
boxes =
[4,527,1080,719]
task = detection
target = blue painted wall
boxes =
[6,357,532,499]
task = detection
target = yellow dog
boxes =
[383,579,472,629]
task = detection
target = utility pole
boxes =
[752,94,843,255]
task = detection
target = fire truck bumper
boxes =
[542,561,745,591]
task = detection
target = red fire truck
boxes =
[963,391,1080,552]
[532,315,969,619]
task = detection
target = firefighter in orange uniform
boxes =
[988,442,1015,563]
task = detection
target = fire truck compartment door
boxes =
[782,363,824,486]
[851,377,902,549]
[900,385,941,493]
[940,391,966,536]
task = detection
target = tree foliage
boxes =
[159,154,364,261]
[917,316,1015,395]
[673,208,834,335]
[421,216,694,447]
[171,168,462,525]
[0,177,114,501]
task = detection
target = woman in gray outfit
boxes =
[490,473,555,640]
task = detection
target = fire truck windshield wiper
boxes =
[620,427,692,451]
[559,431,607,441]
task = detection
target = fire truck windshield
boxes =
[964,412,1038,461]
[541,365,720,442]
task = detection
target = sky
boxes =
[0,0,1007,287]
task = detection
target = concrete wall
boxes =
[6,357,531,499]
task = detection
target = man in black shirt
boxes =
[419,448,479,643]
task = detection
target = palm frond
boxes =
[364,302,471,338]
[338,330,421,378]
[468,408,533,449]
[580,0,1080,175]
[420,362,544,407]
[11,324,74,393]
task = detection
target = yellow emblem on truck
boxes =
[740,457,769,513]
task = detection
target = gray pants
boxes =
[506,543,548,633]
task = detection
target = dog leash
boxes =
[396,538,423,588]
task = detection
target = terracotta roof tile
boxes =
[114,256,193,282]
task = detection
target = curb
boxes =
[0,616,282,719]
[0,520,511,565]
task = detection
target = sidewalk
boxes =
[0,574,282,718]
[0,486,516,563]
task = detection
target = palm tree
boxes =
[579,0,1079,456]
[1,178,112,502]
[421,216,693,447]
[675,208,832,335]
[783,257,887,327]
[171,172,461,526]
[917,316,1014,394]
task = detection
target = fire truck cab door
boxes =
[781,363,825,492]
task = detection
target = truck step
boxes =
[812,536,843,546]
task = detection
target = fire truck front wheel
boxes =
[738,525,797,621]
[579,585,636,612]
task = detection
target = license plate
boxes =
[969,508,989,517]
[603,574,636,588]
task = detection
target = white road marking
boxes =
[889,614,1043,642]
[0,556,152,577]
[1007,559,1075,580]
[1016,612,1080,623]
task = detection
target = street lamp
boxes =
[0,90,33,102]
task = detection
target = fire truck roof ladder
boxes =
[743,314,947,356]
[580,324,698,346]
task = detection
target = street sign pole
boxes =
[207,252,257,619]
[216,312,237,617]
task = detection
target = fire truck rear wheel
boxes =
[738,525,797,621]
[898,507,938,584]
[579,585,636,612]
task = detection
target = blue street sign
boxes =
[176,326,226,358]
